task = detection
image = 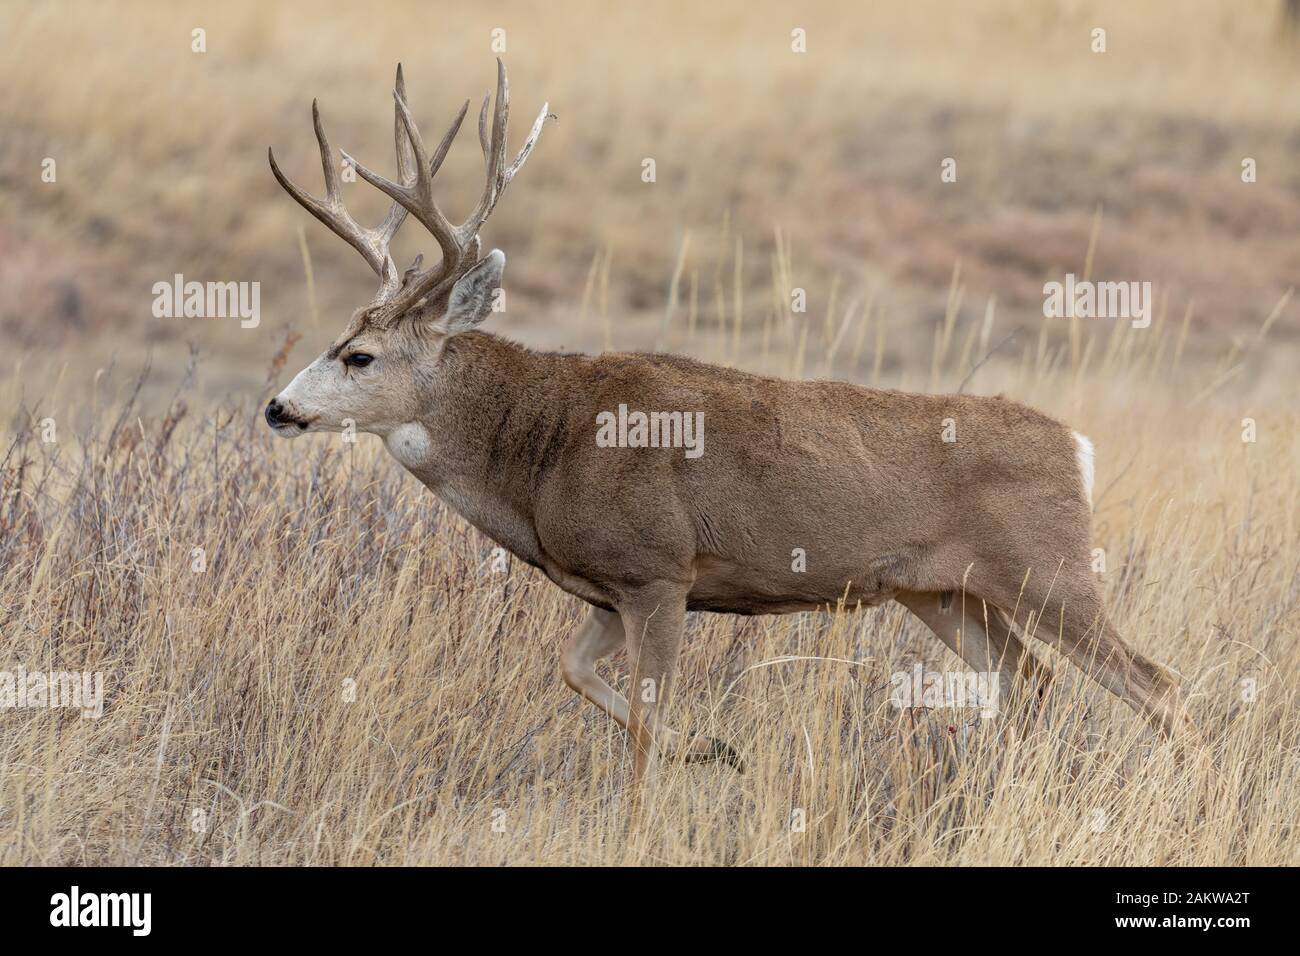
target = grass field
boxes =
[1,1,1298,865]
[2,302,1296,865]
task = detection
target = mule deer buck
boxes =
[266,61,1197,791]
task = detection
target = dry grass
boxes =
[2,302,1296,866]
[0,0,1297,865]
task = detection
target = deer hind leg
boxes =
[560,605,739,772]
[896,591,1054,719]
[992,573,1196,740]
[988,605,1056,708]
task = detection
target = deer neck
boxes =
[384,331,572,559]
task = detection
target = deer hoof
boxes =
[683,733,744,773]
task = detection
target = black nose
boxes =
[265,399,285,427]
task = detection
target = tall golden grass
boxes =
[2,285,1295,865]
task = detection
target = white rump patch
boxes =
[1073,430,1096,508]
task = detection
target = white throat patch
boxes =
[385,422,434,470]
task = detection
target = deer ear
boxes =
[435,249,504,335]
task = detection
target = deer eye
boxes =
[345,353,374,368]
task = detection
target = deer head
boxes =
[265,60,551,437]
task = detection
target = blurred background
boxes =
[1,0,1297,409]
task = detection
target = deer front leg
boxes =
[560,604,740,771]
[560,607,629,724]
[617,586,689,793]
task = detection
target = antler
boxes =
[270,60,551,318]
[268,65,419,302]
[341,58,553,316]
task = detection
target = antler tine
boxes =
[269,83,418,298]
[394,64,415,179]
[342,90,468,284]
[374,64,416,248]
[488,56,509,185]
[506,99,553,184]
[476,89,491,159]
[455,58,553,244]
[269,101,381,277]
[430,98,471,179]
